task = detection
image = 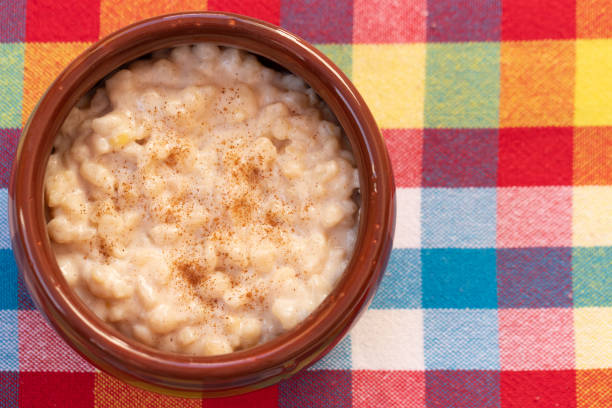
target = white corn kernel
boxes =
[47,217,94,243]
[204,336,232,356]
[271,298,300,330]
[80,161,115,193]
[223,286,249,309]
[202,272,231,298]
[193,43,220,60]
[177,326,198,347]
[137,276,157,309]
[148,303,184,334]
[87,265,134,299]
[238,317,262,347]
[321,202,344,228]
[250,241,276,274]
[149,224,181,245]
[57,257,79,286]
[133,324,155,346]
[108,302,131,322]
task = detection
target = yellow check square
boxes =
[575,39,612,126]
[574,307,612,369]
[353,44,425,128]
[573,186,612,246]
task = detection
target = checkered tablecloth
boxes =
[1,0,612,407]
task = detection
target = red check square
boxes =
[354,0,426,43]
[497,187,572,248]
[500,370,576,408]
[353,370,425,408]
[498,127,573,186]
[208,0,280,25]
[20,372,94,408]
[26,0,100,41]
[383,129,422,187]
[502,0,576,40]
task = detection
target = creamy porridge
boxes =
[44,44,359,355]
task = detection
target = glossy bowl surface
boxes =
[9,12,395,397]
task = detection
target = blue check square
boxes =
[424,309,499,370]
[0,371,18,406]
[0,0,26,42]
[422,248,497,309]
[422,188,496,248]
[497,247,573,308]
[0,249,17,310]
[0,131,19,188]
[427,0,501,42]
[308,336,351,370]
[281,0,353,43]
[279,370,352,408]
[422,128,498,187]
[371,249,421,309]
[0,189,11,249]
[0,310,18,371]
[426,370,500,408]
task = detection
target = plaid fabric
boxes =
[1,0,612,406]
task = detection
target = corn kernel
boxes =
[110,132,132,148]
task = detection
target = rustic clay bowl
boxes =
[9,12,395,397]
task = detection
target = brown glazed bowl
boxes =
[9,12,395,397]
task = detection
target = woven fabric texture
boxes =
[1,0,611,406]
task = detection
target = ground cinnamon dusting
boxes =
[175,261,204,287]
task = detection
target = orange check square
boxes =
[576,369,612,408]
[500,40,575,127]
[22,42,92,125]
[100,0,207,38]
[574,127,612,185]
[577,0,612,38]
[94,372,201,407]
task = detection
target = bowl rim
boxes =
[9,11,395,395]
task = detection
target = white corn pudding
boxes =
[44,44,359,356]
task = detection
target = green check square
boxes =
[0,43,24,128]
[425,42,500,128]
[573,247,612,307]
[316,44,352,80]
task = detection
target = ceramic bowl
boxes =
[9,12,395,397]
